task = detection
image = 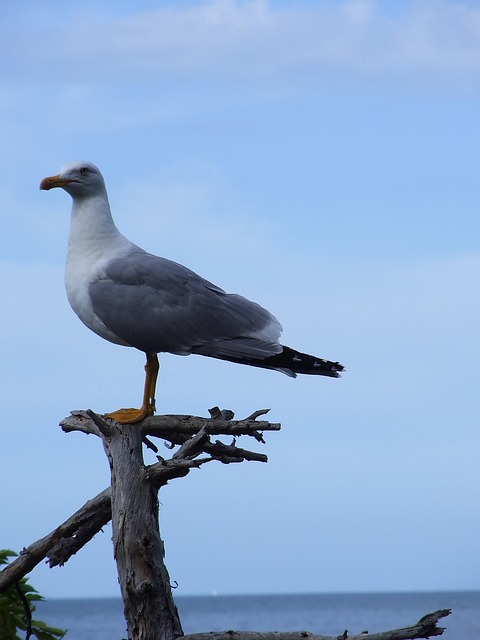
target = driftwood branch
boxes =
[0,488,111,593]
[1,408,275,594]
[2,408,452,640]
[60,409,280,441]
[183,609,451,640]
[62,407,278,640]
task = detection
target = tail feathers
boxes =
[261,346,344,378]
[215,345,344,378]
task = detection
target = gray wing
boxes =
[89,248,283,359]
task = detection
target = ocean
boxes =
[36,591,479,640]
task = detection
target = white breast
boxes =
[65,195,132,347]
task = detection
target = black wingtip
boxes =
[260,346,344,377]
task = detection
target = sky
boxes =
[1,0,479,601]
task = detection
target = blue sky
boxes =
[1,0,479,599]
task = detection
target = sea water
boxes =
[36,591,479,640]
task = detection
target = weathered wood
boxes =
[93,408,275,640]
[104,421,183,640]
[2,410,452,640]
[183,609,450,640]
[98,409,278,640]
[60,410,281,441]
[1,409,274,598]
[0,488,111,594]
[186,633,338,640]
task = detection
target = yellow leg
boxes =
[106,353,160,424]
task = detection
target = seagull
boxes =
[40,161,343,424]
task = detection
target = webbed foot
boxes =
[106,404,155,424]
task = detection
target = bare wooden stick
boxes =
[60,410,281,440]
[141,414,281,439]
[0,488,111,593]
[183,609,450,640]
[61,409,274,465]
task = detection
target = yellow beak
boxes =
[39,174,72,190]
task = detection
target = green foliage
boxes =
[0,550,66,640]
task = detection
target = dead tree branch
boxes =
[1,408,274,596]
[2,408,452,640]
[60,409,280,443]
[0,488,111,593]
[183,609,450,640]
[67,408,279,640]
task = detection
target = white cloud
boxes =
[4,1,480,90]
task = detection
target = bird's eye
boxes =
[80,167,89,175]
